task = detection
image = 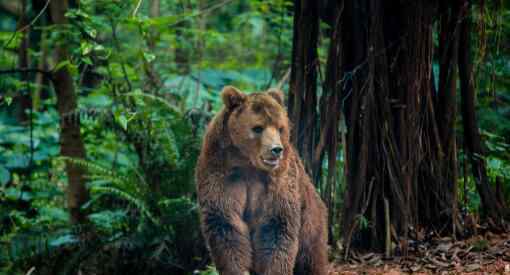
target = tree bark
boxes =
[339,0,461,252]
[14,0,32,123]
[458,0,507,223]
[175,0,190,74]
[435,1,462,235]
[32,0,51,110]
[288,0,320,180]
[341,0,371,251]
[320,0,344,243]
[49,0,90,224]
[143,0,162,91]
[148,0,160,51]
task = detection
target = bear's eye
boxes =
[252,126,264,134]
[279,127,284,133]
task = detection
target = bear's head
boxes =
[221,86,290,173]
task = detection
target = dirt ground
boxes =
[329,233,510,275]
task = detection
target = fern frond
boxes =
[58,157,132,184]
[91,186,158,225]
[1,230,77,263]
[59,157,114,176]
[158,121,180,166]
[88,174,133,190]
[123,92,181,117]
[61,107,114,126]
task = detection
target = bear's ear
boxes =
[221,86,246,109]
[267,88,284,106]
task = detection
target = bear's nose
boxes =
[271,146,283,157]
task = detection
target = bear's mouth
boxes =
[261,157,280,168]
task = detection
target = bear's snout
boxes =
[271,145,284,157]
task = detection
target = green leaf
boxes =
[80,42,93,55]
[117,114,128,131]
[5,188,33,201]
[93,44,105,51]
[89,210,127,232]
[143,52,156,63]
[50,234,78,248]
[84,25,97,39]
[53,60,72,72]
[5,154,29,169]
[82,57,93,65]
[0,166,10,185]
[39,207,68,223]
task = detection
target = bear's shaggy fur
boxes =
[196,86,328,275]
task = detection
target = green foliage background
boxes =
[0,1,293,274]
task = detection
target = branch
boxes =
[276,68,291,90]
[0,68,53,78]
[132,0,143,16]
[168,0,235,27]
[2,0,51,49]
[17,0,51,34]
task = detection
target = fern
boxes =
[1,229,78,264]
[58,157,157,225]
[61,107,114,127]
[31,92,203,274]
[123,92,181,117]
[59,156,124,181]
[154,119,181,167]
[91,186,157,225]
[60,156,145,188]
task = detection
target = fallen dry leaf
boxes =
[329,232,510,275]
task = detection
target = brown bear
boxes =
[196,86,328,275]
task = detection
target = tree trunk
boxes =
[435,1,462,235]
[341,0,371,251]
[148,0,160,51]
[339,0,461,252]
[49,0,89,224]
[150,0,160,19]
[32,0,51,109]
[288,0,320,181]
[143,0,162,91]
[15,0,31,123]
[175,0,190,74]
[320,0,344,243]
[458,0,508,223]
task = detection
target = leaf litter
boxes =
[330,232,510,274]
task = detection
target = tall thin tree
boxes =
[49,0,89,224]
[458,0,508,224]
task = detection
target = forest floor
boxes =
[329,232,510,275]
